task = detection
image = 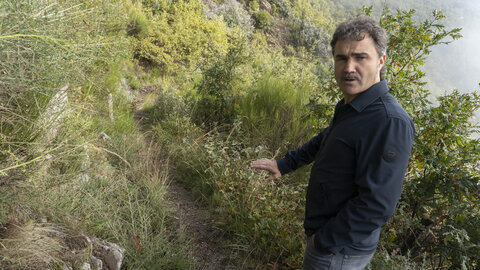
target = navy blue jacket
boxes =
[277,80,414,255]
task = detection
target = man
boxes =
[251,17,414,269]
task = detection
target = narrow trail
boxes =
[133,85,240,270]
[166,180,238,269]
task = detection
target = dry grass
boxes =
[0,222,67,269]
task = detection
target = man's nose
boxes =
[344,58,355,73]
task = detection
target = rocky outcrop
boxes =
[0,221,125,270]
[92,237,125,270]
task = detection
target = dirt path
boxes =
[167,180,239,269]
[133,86,240,270]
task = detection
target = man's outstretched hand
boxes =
[250,158,281,182]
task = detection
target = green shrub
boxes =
[253,10,272,29]
[240,72,314,152]
[191,33,250,129]
[206,0,254,32]
[367,249,426,270]
[161,119,309,267]
[130,0,230,75]
[248,0,260,13]
[127,3,153,39]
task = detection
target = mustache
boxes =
[342,73,360,80]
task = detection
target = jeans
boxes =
[303,235,374,270]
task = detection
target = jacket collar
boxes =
[347,80,389,112]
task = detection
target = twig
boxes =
[92,145,131,168]
[0,34,66,45]
[0,145,61,175]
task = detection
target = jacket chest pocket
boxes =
[315,136,356,176]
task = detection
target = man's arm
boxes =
[276,126,330,175]
[314,118,414,252]
[251,126,329,180]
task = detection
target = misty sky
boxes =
[420,0,480,129]
[425,1,480,95]
[344,0,480,129]
[341,0,480,95]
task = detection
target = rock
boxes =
[105,247,123,270]
[81,263,91,270]
[259,0,272,13]
[93,238,125,270]
[90,255,103,270]
[77,143,91,183]
[61,263,73,270]
[100,132,111,141]
[38,84,69,145]
[118,78,134,103]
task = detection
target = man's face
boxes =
[333,34,386,103]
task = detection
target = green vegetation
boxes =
[1,0,478,269]
[0,1,193,269]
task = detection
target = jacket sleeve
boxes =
[276,126,329,175]
[314,117,414,252]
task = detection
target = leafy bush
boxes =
[129,0,230,75]
[382,8,461,115]
[253,10,272,29]
[157,117,309,267]
[398,90,480,268]
[204,0,254,32]
[191,33,250,129]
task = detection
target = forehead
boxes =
[333,34,377,55]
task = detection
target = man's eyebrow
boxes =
[352,52,369,57]
[334,52,369,59]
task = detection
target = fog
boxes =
[344,0,480,132]
[421,0,480,131]
[338,0,480,95]
[424,1,480,95]
[344,0,480,133]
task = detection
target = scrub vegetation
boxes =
[1,0,478,270]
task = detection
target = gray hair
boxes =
[330,17,388,79]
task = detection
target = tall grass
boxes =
[0,0,129,169]
[0,1,195,268]
[240,72,315,152]
[151,111,312,267]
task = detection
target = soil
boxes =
[133,85,241,270]
[167,180,239,269]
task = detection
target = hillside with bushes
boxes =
[1,0,478,269]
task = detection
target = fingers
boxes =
[250,158,275,171]
[251,158,281,182]
[265,176,275,183]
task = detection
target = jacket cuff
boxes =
[276,158,290,175]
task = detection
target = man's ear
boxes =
[379,54,386,69]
